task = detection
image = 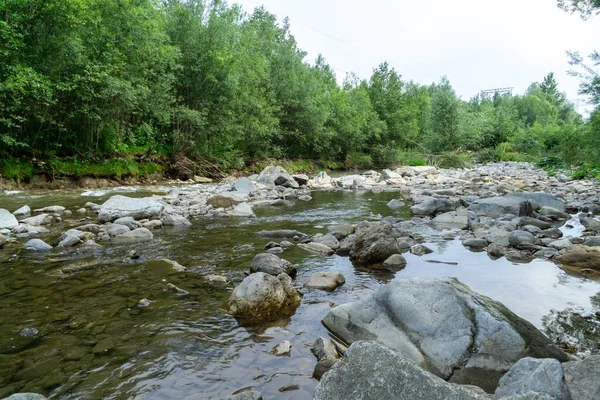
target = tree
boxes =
[557,0,600,19]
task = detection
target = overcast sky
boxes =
[234,0,599,113]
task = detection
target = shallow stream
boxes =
[1,188,599,399]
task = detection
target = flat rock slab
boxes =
[98,195,164,223]
[314,341,488,400]
[321,277,567,392]
[305,272,345,291]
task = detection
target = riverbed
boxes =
[1,186,599,399]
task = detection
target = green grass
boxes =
[0,160,35,181]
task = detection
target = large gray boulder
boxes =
[111,228,154,243]
[233,177,256,194]
[469,197,532,219]
[410,198,454,216]
[554,245,600,271]
[228,272,301,323]
[493,358,569,399]
[508,231,538,249]
[350,221,405,265]
[321,277,568,392]
[563,355,600,400]
[257,166,299,188]
[249,253,297,277]
[433,210,471,230]
[23,239,52,251]
[98,195,164,223]
[314,341,489,400]
[304,272,345,291]
[506,193,565,212]
[0,209,19,229]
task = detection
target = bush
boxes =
[344,152,373,169]
[0,159,34,182]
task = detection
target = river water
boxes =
[0,187,599,399]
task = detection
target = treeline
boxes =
[0,0,597,177]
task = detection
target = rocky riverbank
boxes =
[2,161,600,399]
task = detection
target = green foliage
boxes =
[0,159,34,181]
[344,152,373,170]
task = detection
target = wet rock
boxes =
[304,272,345,291]
[321,277,568,392]
[313,358,338,381]
[506,250,535,263]
[383,254,407,270]
[142,220,163,230]
[327,224,355,240]
[464,238,488,249]
[265,247,283,254]
[583,236,600,247]
[311,337,339,361]
[350,222,404,265]
[206,275,228,284]
[112,228,154,243]
[563,354,600,400]
[228,272,301,323]
[410,198,454,216]
[34,205,65,213]
[166,283,189,295]
[249,253,297,278]
[410,244,434,256]
[92,338,115,354]
[106,224,130,237]
[128,250,140,260]
[535,247,559,259]
[298,194,312,202]
[539,228,563,239]
[233,177,256,194]
[257,230,308,240]
[21,214,53,226]
[228,203,255,218]
[336,234,355,256]
[292,174,309,186]
[433,210,470,230]
[517,217,552,230]
[257,166,299,188]
[55,230,85,248]
[2,394,48,400]
[113,217,140,230]
[162,212,192,226]
[298,242,335,256]
[313,234,340,250]
[20,328,38,338]
[506,192,565,212]
[387,199,406,210]
[98,195,164,223]
[539,206,570,220]
[76,208,87,214]
[263,242,281,250]
[548,239,572,251]
[0,209,19,229]
[12,205,31,216]
[493,357,569,400]
[469,197,532,219]
[313,341,489,400]
[207,195,235,209]
[508,231,537,249]
[271,340,291,356]
[23,239,52,251]
[137,299,152,308]
[554,245,600,270]
[159,259,188,272]
[312,171,333,188]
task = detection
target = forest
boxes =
[0,0,599,181]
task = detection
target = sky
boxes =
[234,0,599,113]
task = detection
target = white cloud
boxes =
[234,0,600,110]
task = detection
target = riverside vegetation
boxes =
[1,0,600,183]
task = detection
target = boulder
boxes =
[249,253,297,278]
[336,234,355,255]
[207,195,235,209]
[506,193,565,212]
[113,217,140,230]
[55,229,87,247]
[233,177,256,194]
[0,209,19,229]
[111,228,154,243]
[228,272,301,323]
[292,174,309,186]
[387,199,406,210]
[464,238,488,249]
[304,272,345,291]
[12,205,31,216]
[161,213,192,226]
[257,166,299,188]
[539,206,570,220]
[493,358,569,400]
[410,244,434,256]
[433,210,470,230]
[554,245,600,270]
[469,197,532,219]
[508,231,538,249]
[312,171,334,188]
[314,341,489,400]
[350,222,405,265]
[311,337,339,361]
[383,254,407,270]
[298,242,335,256]
[23,239,52,251]
[257,230,308,240]
[580,217,600,232]
[327,225,355,240]
[517,217,552,230]
[563,354,600,400]
[228,203,255,218]
[321,277,568,392]
[313,234,340,250]
[21,214,53,226]
[583,236,600,247]
[106,224,130,237]
[411,198,454,216]
[487,243,507,258]
[98,195,164,223]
